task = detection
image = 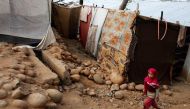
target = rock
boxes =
[129,101,134,106]
[67,63,76,69]
[46,89,63,103]
[164,90,173,96]
[128,85,135,91]
[0,100,7,108]
[90,69,96,74]
[11,87,24,99]
[110,72,124,85]
[111,84,120,91]
[162,85,169,90]
[128,82,136,91]
[88,74,94,80]
[46,102,57,109]
[11,79,20,89]
[120,84,128,90]
[0,89,8,99]
[106,80,112,85]
[2,83,13,91]
[75,83,85,92]
[114,91,124,99]
[25,70,36,77]
[81,68,90,76]
[16,74,26,81]
[27,93,48,108]
[93,73,104,84]
[83,60,91,66]
[135,84,144,91]
[12,100,28,109]
[113,103,120,108]
[87,89,96,96]
[128,82,136,87]
[70,67,83,75]
[71,74,80,82]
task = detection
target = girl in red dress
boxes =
[143,68,160,109]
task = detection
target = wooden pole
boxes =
[79,0,83,5]
[119,0,129,10]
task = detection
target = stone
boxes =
[128,85,135,91]
[83,60,91,66]
[12,100,28,109]
[120,84,128,90]
[46,89,63,103]
[114,91,124,99]
[106,80,112,85]
[0,100,7,108]
[2,83,13,91]
[16,74,26,81]
[71,74,80,82]
[128,82,136,91]
[11,87,24,99]
[87,89,96,96]
[46,102,57,109]
[90,69,96,74]
[135,84,144,91]
[0,89,8,99]
[93,73,104,84]
[162,85,169,90]
[75,83,85,92]
[164,90,173,96]
[27,93,48,108]
[111,84,120,91]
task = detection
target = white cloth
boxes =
[86,8,108,57]
[80,6,91,22]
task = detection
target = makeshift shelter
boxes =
[0,0,55,49]
[127,0,190,84]
[128,16,180,84]
[52,2,81,39]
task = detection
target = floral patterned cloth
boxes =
[98,10,136,74]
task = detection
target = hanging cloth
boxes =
[177,25,187,47]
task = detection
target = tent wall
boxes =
[0,0,54,49]
[128,16,179,85]
[181,27,190,82]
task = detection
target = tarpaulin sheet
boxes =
[98,10,136,74]
[0,0,55,49]
[128,16,179,85]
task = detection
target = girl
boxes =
[143,68,160,109]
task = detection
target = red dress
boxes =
[144,76,159,109]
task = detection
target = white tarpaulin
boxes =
[0,0,56,49]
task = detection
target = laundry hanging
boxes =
[98,9,136,74]
[79,6,96,47]
[85,7,108,57]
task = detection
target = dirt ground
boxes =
[56,32,190,109]
[0,30,190,109]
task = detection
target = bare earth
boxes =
[0,30,189,109]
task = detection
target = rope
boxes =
[157,19,168,41]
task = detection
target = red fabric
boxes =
[144,76,159,94]
[148,68,157,75]
[79,11,92,47]
[144,97,158,109]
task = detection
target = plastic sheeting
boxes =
[0,0,55,49]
